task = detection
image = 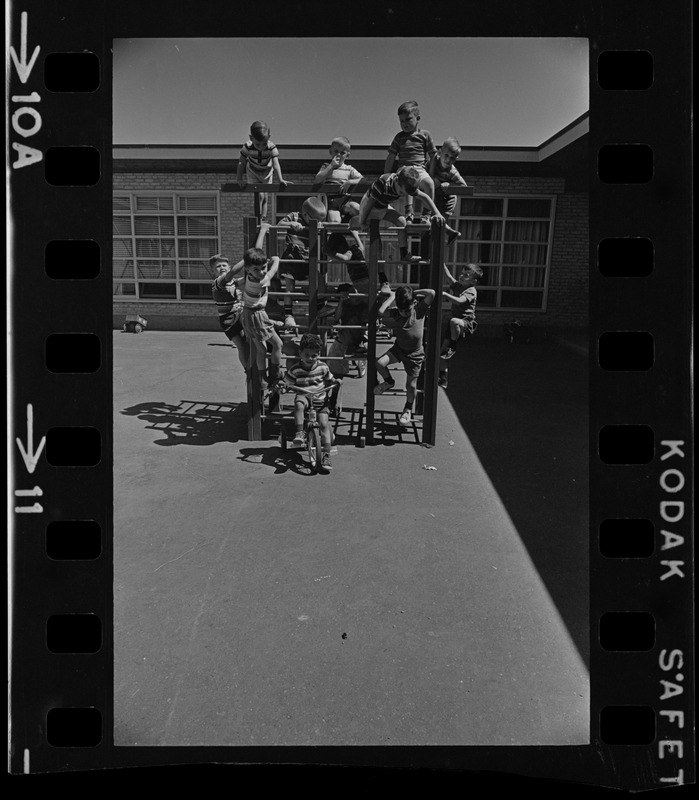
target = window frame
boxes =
[448,193,557,313]
[113,190,221,302]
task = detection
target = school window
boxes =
[450,196,555,311]
[112,192,220,300]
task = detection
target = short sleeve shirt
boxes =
[212,271,243,325]
[449,283,477,321]
[382,300,430,355]
[240,139,279,182]
[429,154,466,189]
[368,173,416,208]
[242,272,269,310]
[285,359,332,403]
[318,162,363,184]
[388,129,437,169]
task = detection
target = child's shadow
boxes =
[121,400,247,446]
[237,445,308,475]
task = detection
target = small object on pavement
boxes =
[123,314,148,333]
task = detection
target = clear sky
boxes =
[113,37,588,147]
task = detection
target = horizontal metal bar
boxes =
[319,356,368,361]
[221,182,475,196]
[317,292,369,298]
[318,324,368,329]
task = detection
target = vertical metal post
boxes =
[268,222,278,258]
[244,216,262,441]
[308,219,319,333]
[243,215,255,250]
[421,220,445,446]
[416,227,429,417]
[365,219,380,445]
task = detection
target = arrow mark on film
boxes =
[10,12,40,84]
[16,404,46,474]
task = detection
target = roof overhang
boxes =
[113,113,589,166]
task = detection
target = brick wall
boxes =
[113,170,588,331]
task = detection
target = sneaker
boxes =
[438,373,448,389]
[373,380,395,395]
[379,282,392,296]
[447,229,461,246]
[399,409,412,427]
[442,346,456,360]
[284,315,297,329]
[378,271,389,285]
[321,452,333,471]
[292,431,306,447]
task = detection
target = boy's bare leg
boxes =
[267,331,283,382]
[374,351,398,391]
[293,399,306,442]
[318,411,332,447]
[283,276,297,327]
[258,192,269,222]
[419,173,435,199]
[416,174,435,217]
[405,373,418,408]
[375,354,393,383]
[383,209,417,262]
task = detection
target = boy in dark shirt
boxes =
[438,263,483,389]
[374,285,435,427]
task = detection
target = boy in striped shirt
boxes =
[353,165,444,263]
[314,136,363,222]
[236,120,287,222]
[284,333,337,470]
[210,254,248,372]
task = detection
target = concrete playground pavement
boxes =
[113,330,589,746]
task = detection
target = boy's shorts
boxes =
[444,318,478,338]
[242,307,276,344]
[295,393,330,415]
[386,344,424,378]
[435,192,457,217]
[219,315,244,340]
[328,194,353,212]
[245,164,273,184]
[359,193,396,222]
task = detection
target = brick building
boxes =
[113,113,588,334]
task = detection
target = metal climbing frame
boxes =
[221,181,474,444]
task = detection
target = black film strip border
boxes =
[8,0,694,787]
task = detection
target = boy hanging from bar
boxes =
[374,284,436,428]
